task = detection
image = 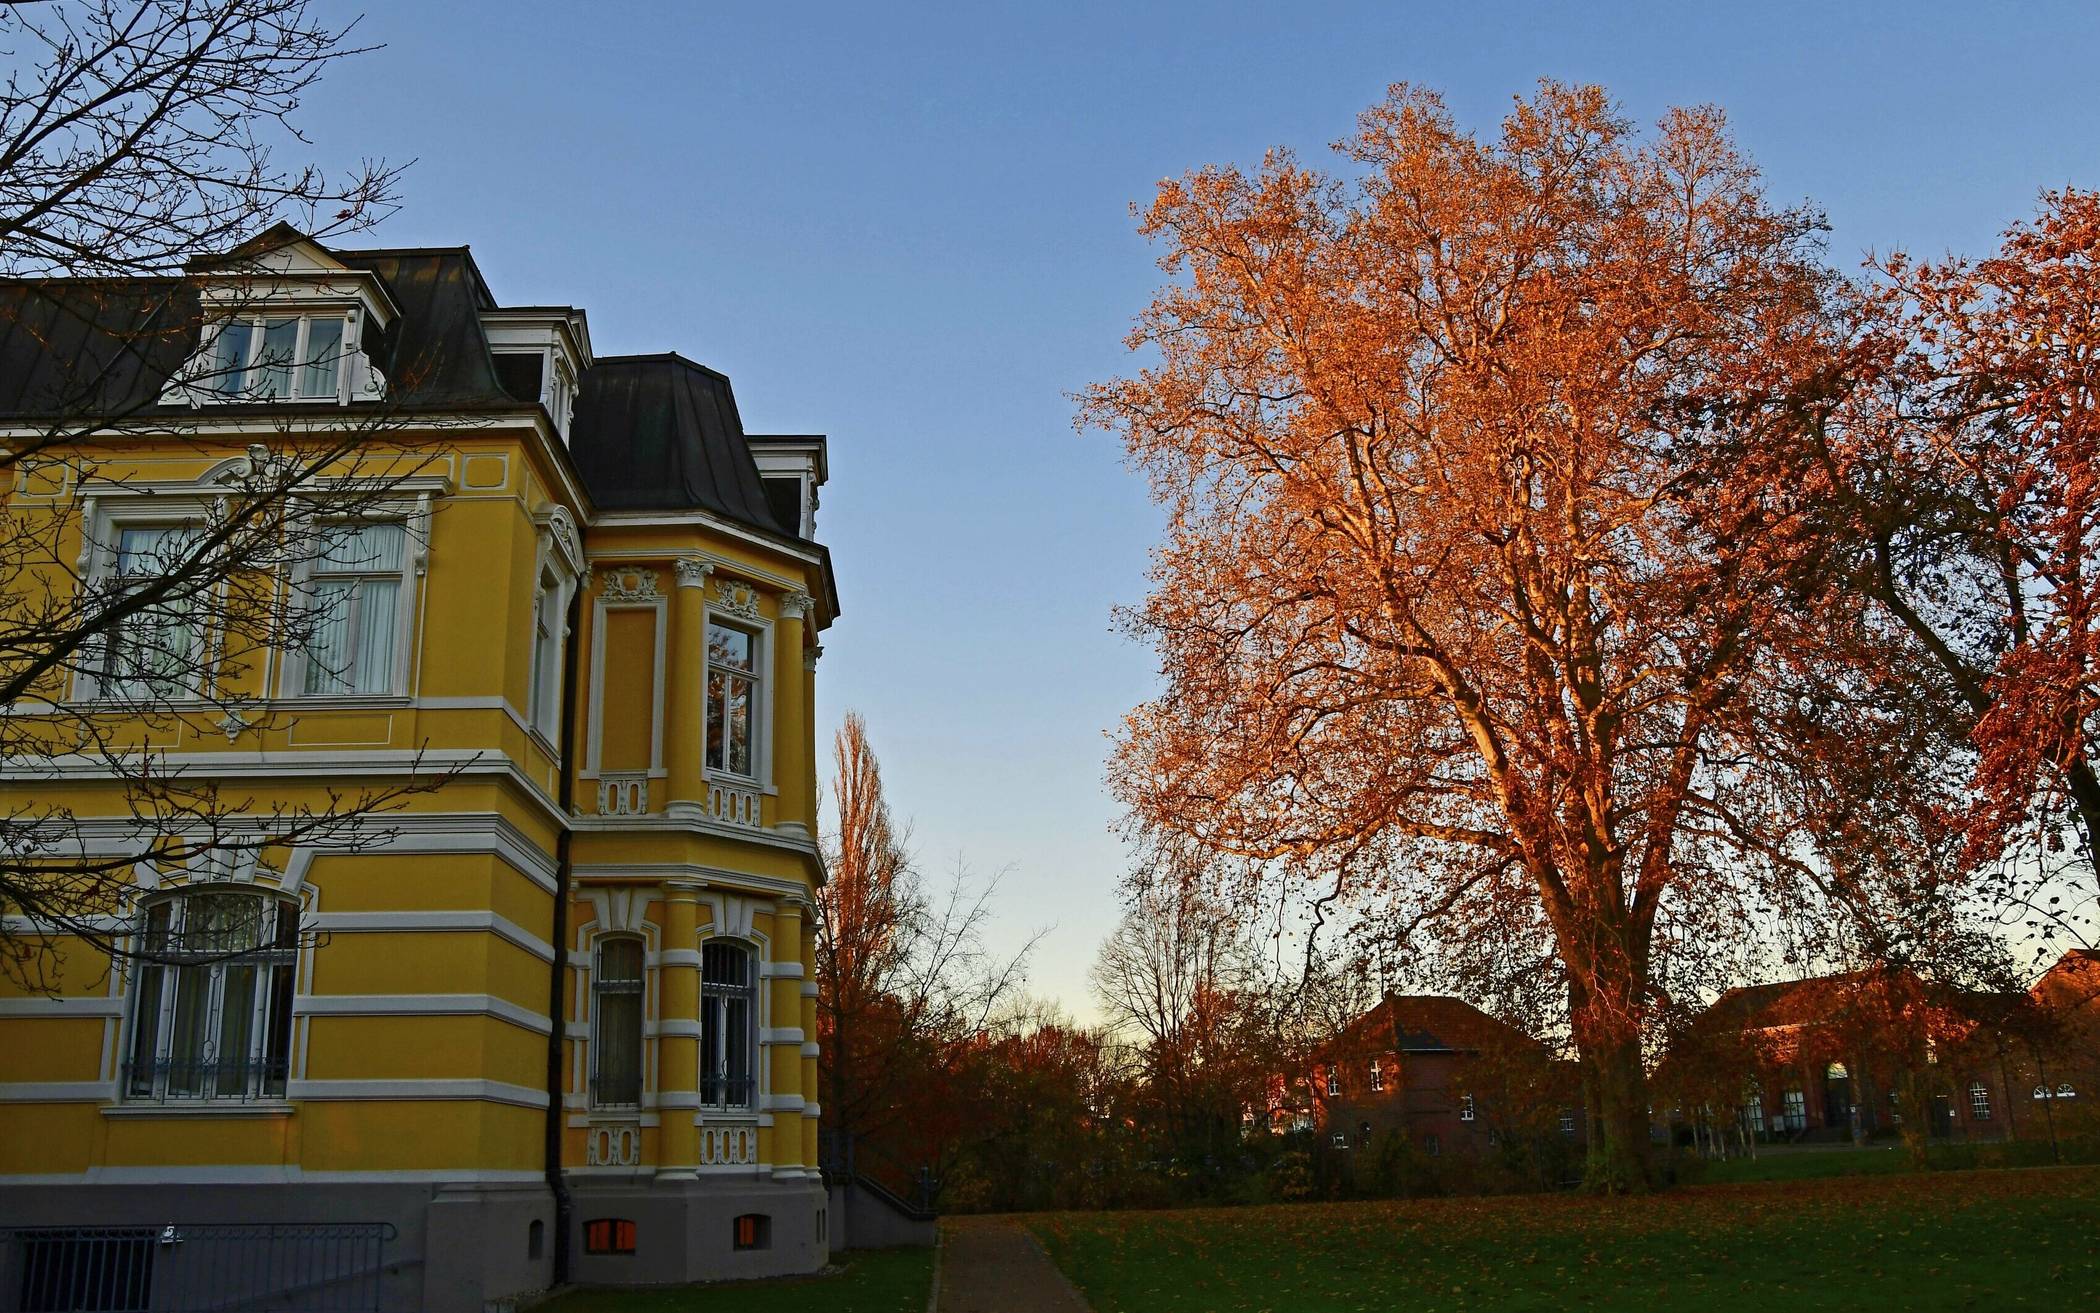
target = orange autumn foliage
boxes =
[1083,82,1866,1192]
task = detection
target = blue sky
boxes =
[312,1,2100,1016]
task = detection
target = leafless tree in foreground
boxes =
[0,1,456,990]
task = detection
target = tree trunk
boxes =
[1579,1031,1655,1192]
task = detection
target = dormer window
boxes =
[205,312,350,401]
[482,308,590,440]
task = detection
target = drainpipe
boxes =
[544,582,584,1287]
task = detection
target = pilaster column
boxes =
[668,559,711,806]
[800,921,821,1170]
[766,902,806,1172]
[773,592,813,833]
[655,881,701,1178]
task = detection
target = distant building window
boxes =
[1778,1089,1807,1132]
[202,313,348,402]
[583,1219,635,1256]
[1369,1061,1383,1092]
[124,890,297,1103]
[1331,1132,1348,1149]
[1826,1062,1848,1079]
[705,621,761,777]
[701,940,755,1109]
[1325,1068,1339,1098]
[1460,1094,1475,1122]
[2034,1083,2079,1101]
[2062,1084,2079,1100]
[1742,1095,1764,1132]
[1558,1110,1576,1135]
[591,938,645,1108]
[1422,1133,1440,1157]
[300,522,410,695]
[1969,1082,1992,1121]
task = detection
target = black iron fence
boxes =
[7,1222,395,1312]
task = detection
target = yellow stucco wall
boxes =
[0,416,831,1186]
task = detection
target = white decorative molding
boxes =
[804,644,823,673]
[779,590,815,620]
[713,578,762,620]
[587,1123,643,1167]
[673,557,713,589]
[597,772,649,816]
[698,1124,758,1166]
[216,700,258,743]
[705,779,761,828]
[540,505,584,575]
[598,567,661,603]
[585,887,655,936]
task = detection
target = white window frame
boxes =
[1459,1094,1475,1122]
[1369,1060,1383,1093]
[527,560,575,743]
[1969,1081,1992,1121]
[1324,1068,1339,1098]
[702,612,769,785]
[123,887,299,1105]
[280,515,422,700]
[194,309,356,404]
[80,516,210,703]
[589,935,646,1111]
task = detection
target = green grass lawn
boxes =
[1690,1137,2097,1184]
[531,1246,933,1313]
[1030,1166,2100,1312]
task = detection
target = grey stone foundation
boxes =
[0,1173,826,1311]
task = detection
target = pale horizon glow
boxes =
[303,1,2100,1022]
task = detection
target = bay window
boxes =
[124,889,298,1103]
[699,940,754,1110]
[704,621,760,777]
[590,938,645,1109]
[301,522,408,695]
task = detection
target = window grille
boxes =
[124,891,297,1104]
[700,941,755,1109]
[591,938,645,1108]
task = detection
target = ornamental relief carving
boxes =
[673,557,713,589]
[713,578,762,620]
[598,567,661,602]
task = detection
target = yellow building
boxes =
[0,226,838,1310]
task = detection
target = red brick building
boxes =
[1655,951,2096,1148]
[1307,995,1578,1163]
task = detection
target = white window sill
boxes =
[101,1102,295,1119]
[271,694,413,709]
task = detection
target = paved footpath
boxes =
[935,1217,1094,1313]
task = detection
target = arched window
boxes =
[125,888,298,1103]
[1825,1062,1848,1079]
[700,940,754,1110]
[591,938,645,1108]
[2060,1083,2079,1100]
[1968,1081,1992,1121]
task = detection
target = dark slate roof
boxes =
[0,278,197,418]
[567,353,792,533]
[1340,994,1542,1056]
[0,234,806,544]
[334,247,512,409]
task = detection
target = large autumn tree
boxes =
[1085,83,1881,1191]
[1817,191,2100,951]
